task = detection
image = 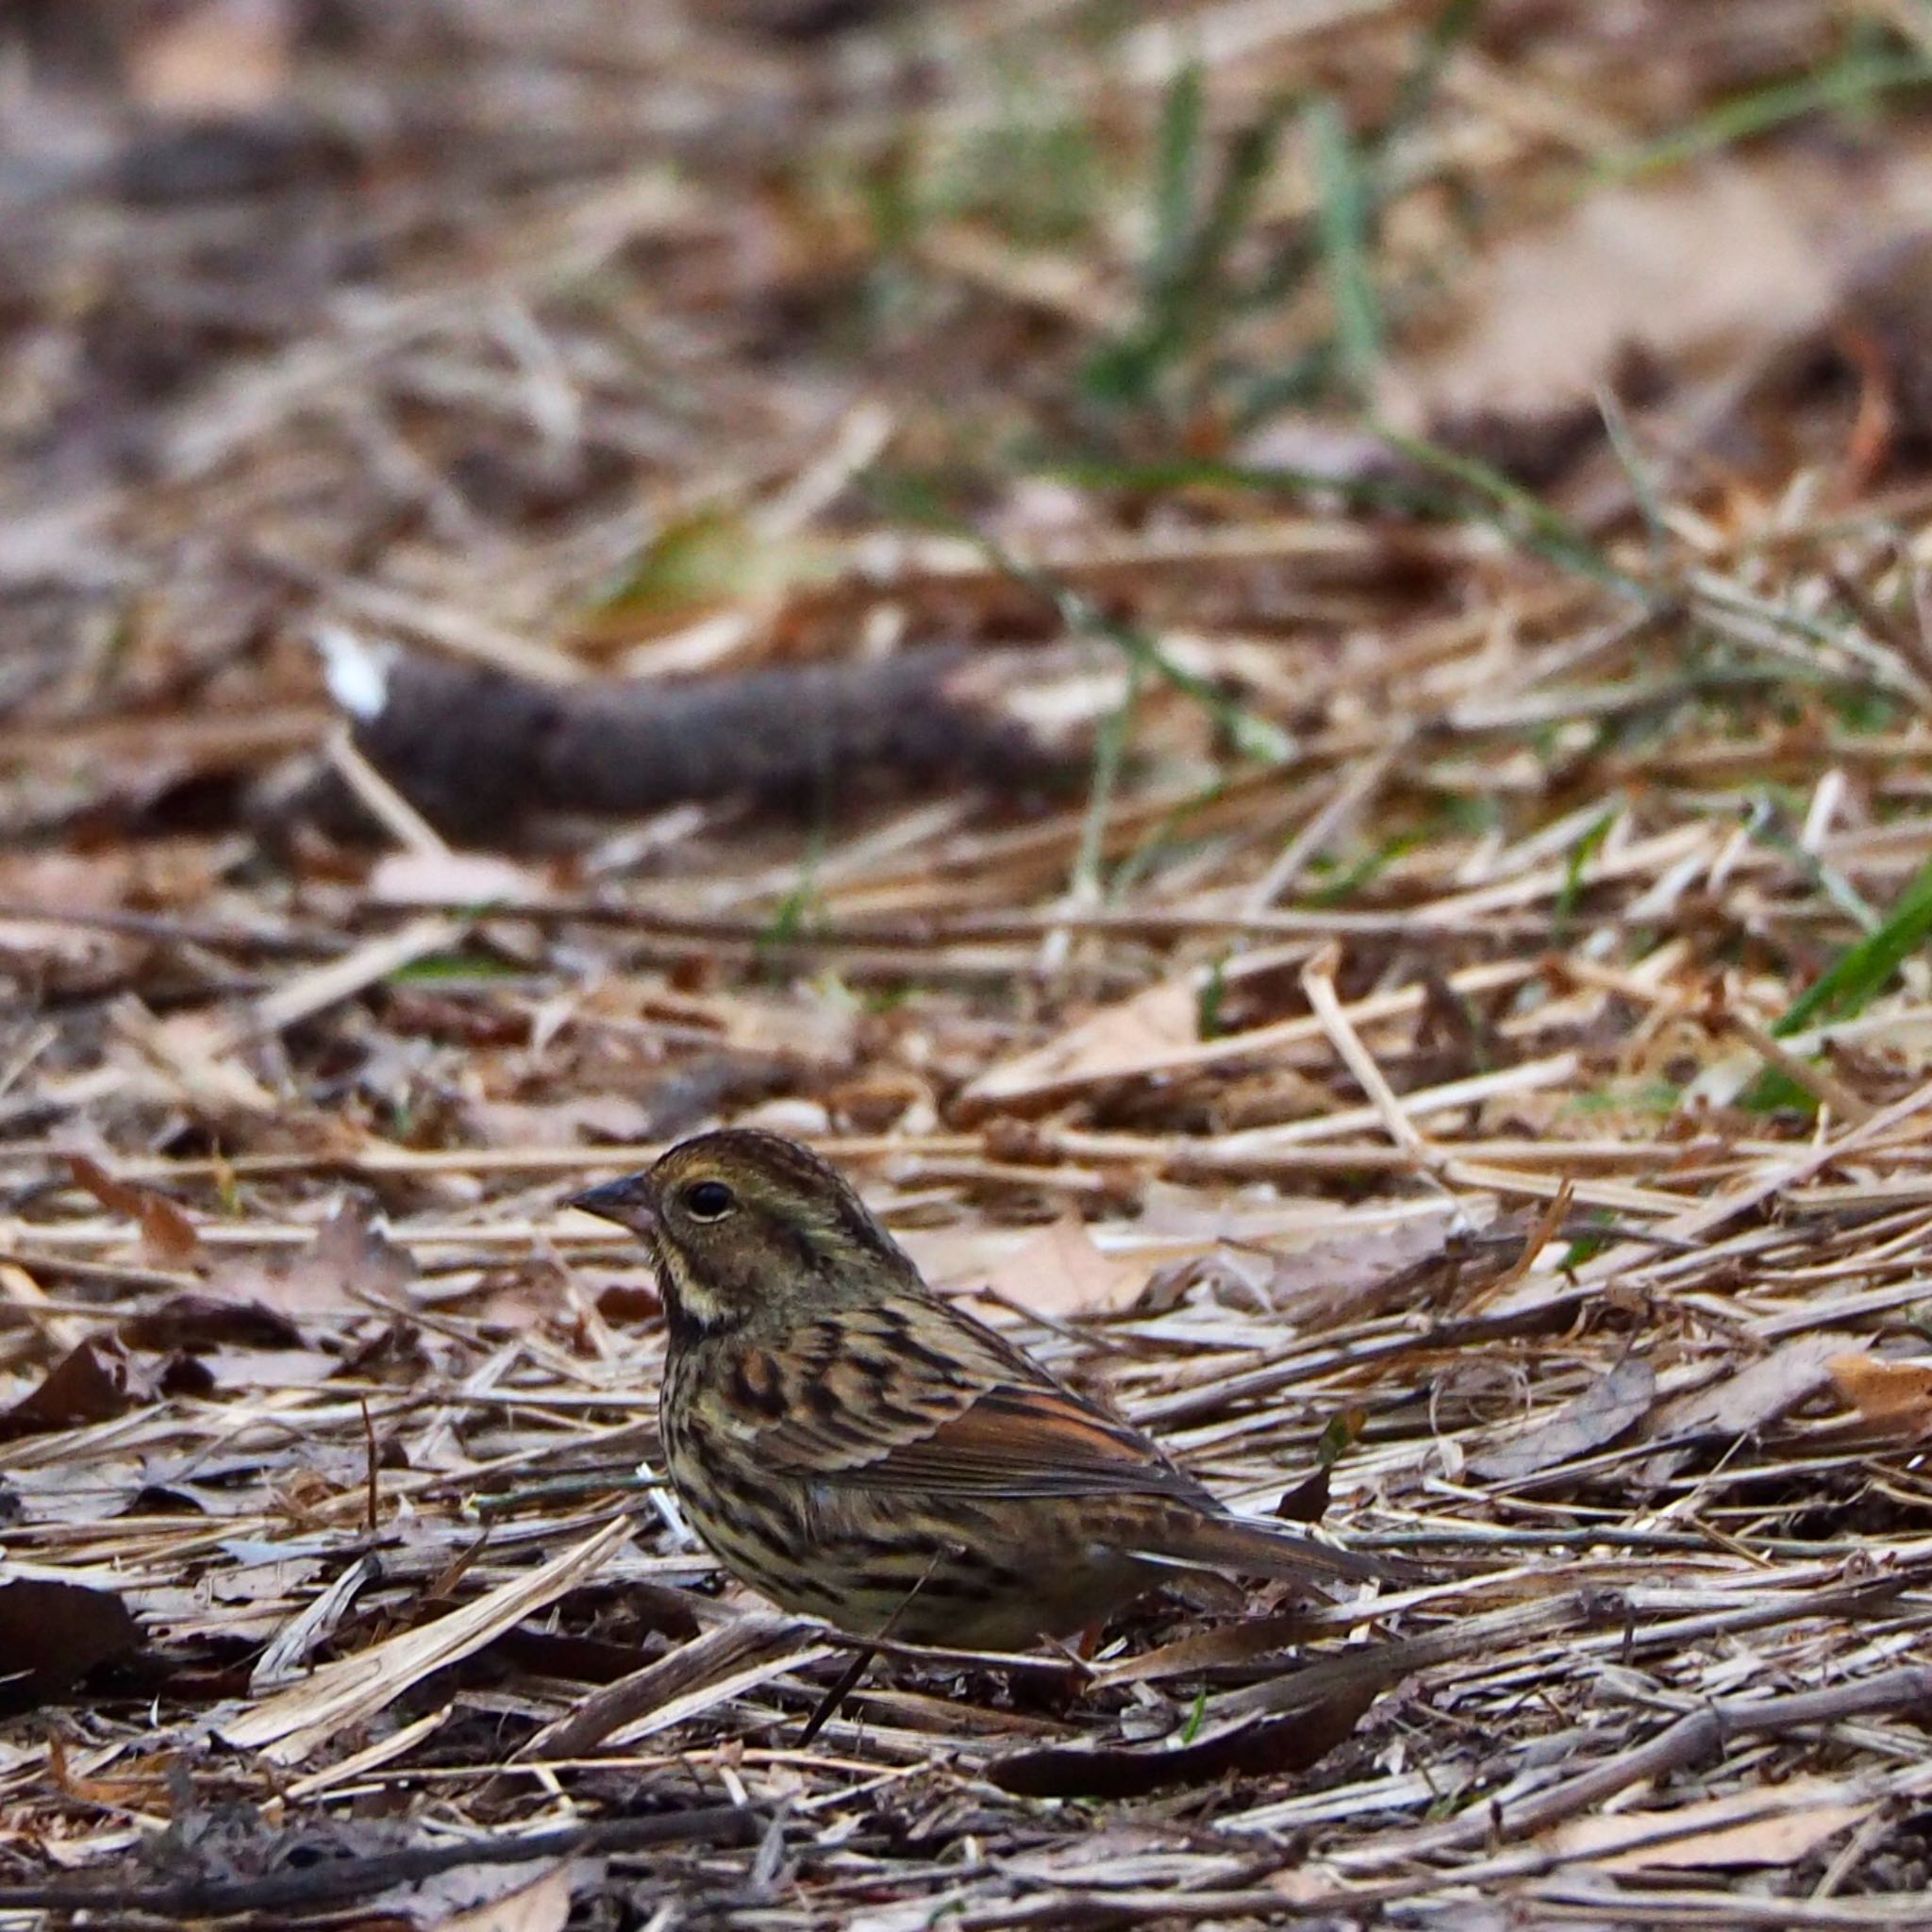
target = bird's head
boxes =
[569,1129,914,1342]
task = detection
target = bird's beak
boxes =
[568,1174,658,1234]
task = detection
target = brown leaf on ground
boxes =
[1827,1354,1932,1439]
[377,1857,575,1932]
[1388,156,1846,429]
[958,977,1200,1117]
[1260,1208,1502,1326]
[0,1338,144,1438]
[1633,1333,1853,1483]
[464,1094,656,1150]
[1274,1463,1331,1523]
[1471,1355,1657,1483]
[973,1212,1148,1320]
[66,1153,204,1267]
[0,1574,142,1713]
[1647,1334,1849,1443]
[119,1292,305,1354]
[208,1199,416,1321]
[593,1280,663,1324]
[988,1684,1376,1800]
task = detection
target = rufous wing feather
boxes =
[825,1382,1220,1503]
[741,1288,1409,1588]
[749,1294,1210,1499]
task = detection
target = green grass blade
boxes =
[1745,852,1932,1112]
[1774,854,1932,1039]
[1070,658,1143,908]
[1599,46,1932,181]
[1306,95,1382,405]
[1370,425,1648,597]
[1150,61,1207,297]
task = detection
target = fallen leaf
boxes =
[0,1458,150,1524]
[0,1338,143,1438]
[958,976,1199,1116]
[594,1281,663,1324]
[898,1222,1036,1289]
[0,1573,142,1714]
[1259,1209,1499,1328]
[415,1855,572,1932]
[1385,156,1845,426]
[1471,1356,1657,1483]
[1274,1464,1331,1524]
[1829,1354,1932,1438]
[66,1153,204,1268]
[588,502,791,633]
[1542,1778,1871,1872]
[466,1095,655,1149]
[1636,1332,1852,1482]
[158,1353,216,1397]
[974,1213,1147,1319]
[988,1685,1375,1799]
[120,1293,306,1354]
[1600,1802,1867,1872]
[210,1197,416,1321]
[0,856,154,993]
[1648,1333,1849,1441]
[1090,1612,1310,1690]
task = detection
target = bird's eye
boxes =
[683,1179,736,1220]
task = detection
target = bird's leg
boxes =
[1066,1621,1106,1663]
[1021,1621,1107,1711]
[798,1550,945,1742]
[799,1643,875,1745]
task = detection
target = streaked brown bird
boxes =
[572,1129,1395,1650]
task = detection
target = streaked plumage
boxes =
[572,1129,1393,1650]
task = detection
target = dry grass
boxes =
[8,2,1932,1924]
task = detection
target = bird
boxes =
[570,1128,1399,1651]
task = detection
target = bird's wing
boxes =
[716,1293,1408,1585]
[738,1293,1216,1506]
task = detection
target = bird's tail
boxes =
[1131,1507,1419,1591]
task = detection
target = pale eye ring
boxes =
[683,1179,736,1220]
